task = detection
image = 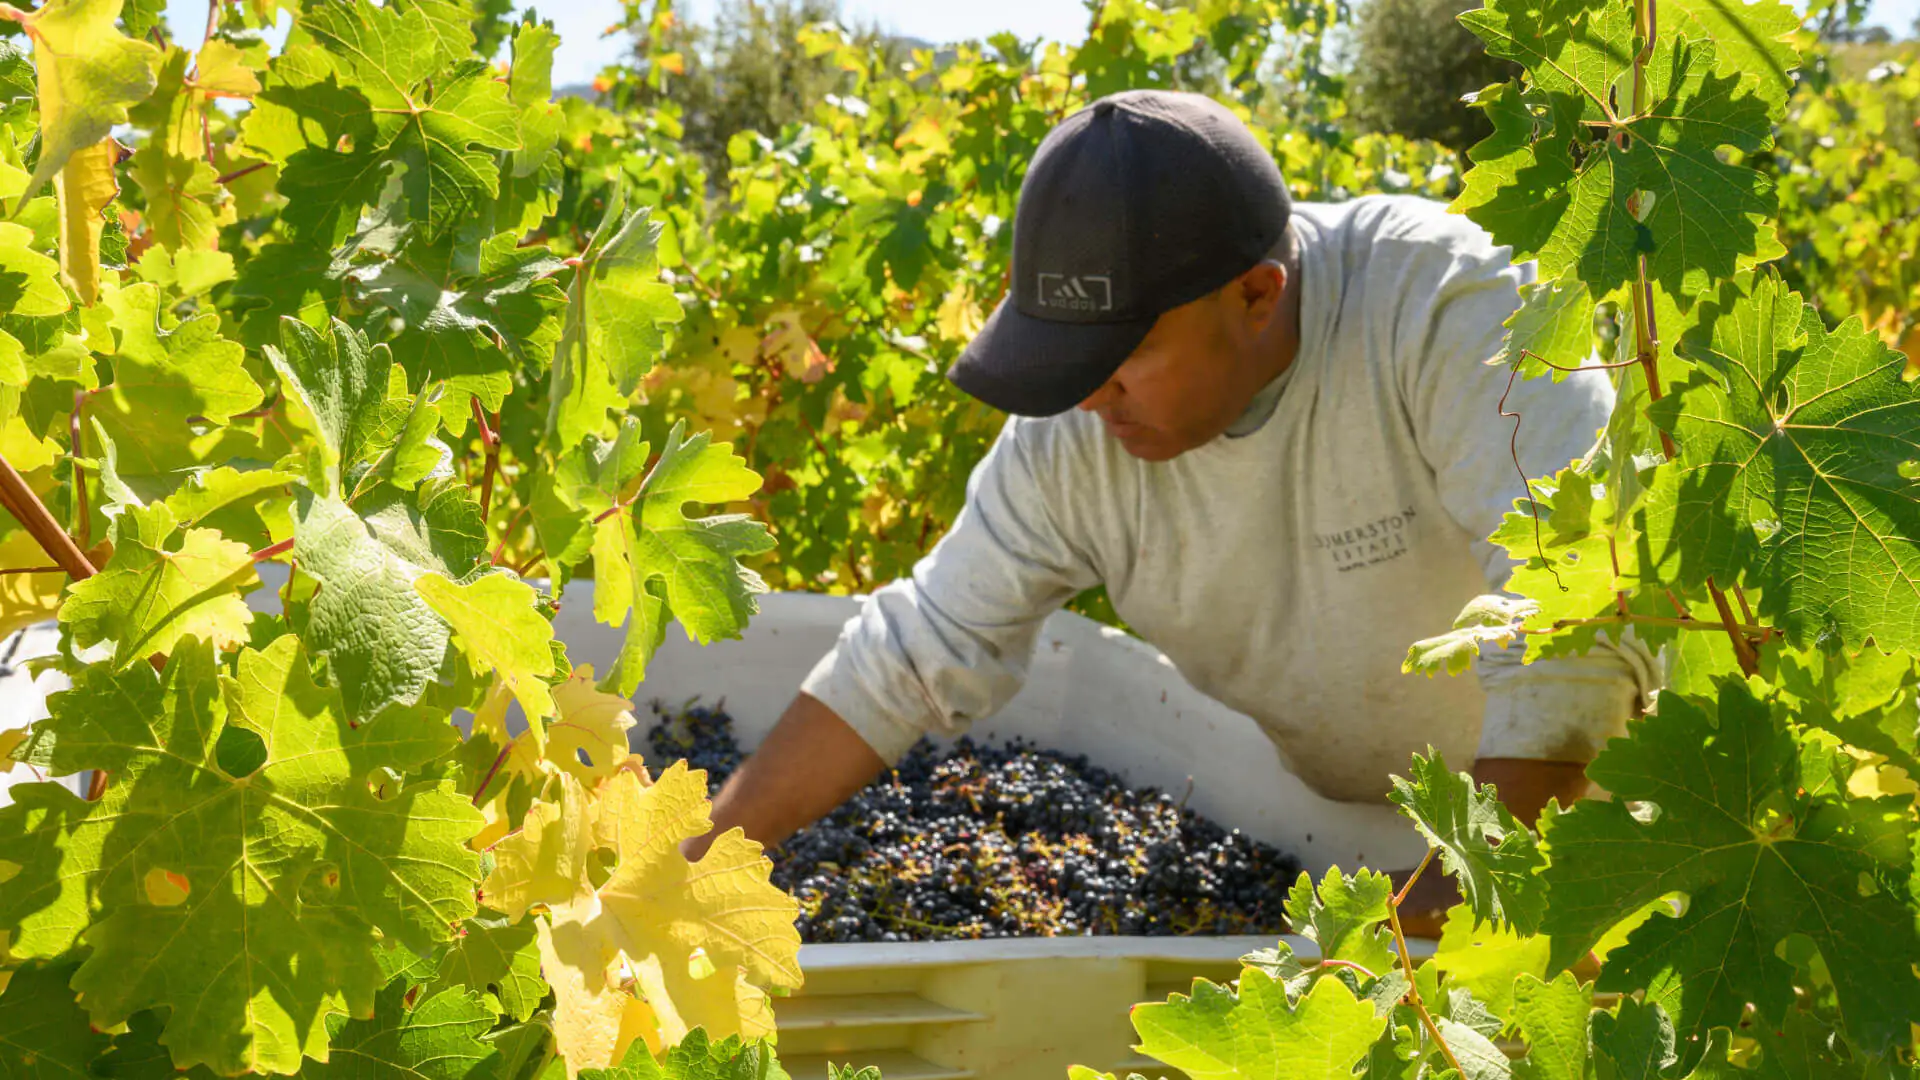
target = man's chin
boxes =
[1107,425,1185,462]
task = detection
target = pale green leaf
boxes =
[60,502,255,666]
[1128,970,1386,1080]
[416,571,558,721]
[1389,750,1545,935]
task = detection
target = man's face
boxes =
[1075,263,1290,462]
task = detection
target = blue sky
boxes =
[164,0,1918,83]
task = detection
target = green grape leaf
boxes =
[479,1020,555,1080]
[1644,274,1920,651]
[1762,647,1920,773]
[1498,271,1596,381]
[428,913,548,1024]
[0,221,72,317]
[548,188,686,447]
[1540,680,1920,1055]
[1750,1010,1854,1080]
[293,479,487,722]
[0,961,109,1079]
[1486,467,1664,661]
[1663,0,1799,110]
[398,0,480,69]
[581,1029,791,1080]
[275,0,520,242]
[533,417,651,594]
[507,18,562,177]
[127,47,252,252]
[595,422,773,696]
[156,462,298,552]
[1389,750,1546,935]
[416,572,559,721]
[1404,595,1535,677]
[1432,908,1552,1024]
[60,501,256,666]
[304,982,497,1080]
[1128,970,1386,1080]
[5,0,161,214]
[0,638,480,1074]
[1510,973,1592,1080]
[1455,4,1781,306]
[91,283,264,482]
[267,317,410,495]
[356,232,568,421]
[1283,866,1396,979]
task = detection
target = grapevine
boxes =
[0,0,801,1076]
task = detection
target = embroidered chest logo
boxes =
[1036,273,1113,312]
[1314,508,1418,572]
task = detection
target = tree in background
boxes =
[628,0,905,179]
[1345,0,1515,152]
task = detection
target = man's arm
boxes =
[683,692,883,860]
[681,417,1098,857]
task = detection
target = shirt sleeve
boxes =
[1402,227,1658,765]
[799,417,1100,763]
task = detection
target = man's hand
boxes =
[1388,757,1589,938]
[678,691,886,861]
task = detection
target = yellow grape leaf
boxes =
[1,0,159,212]
[0,727,26,776]
[540,764,800,1065]
[936,281,984,341]
[482,771,598,921]
[55,139,118,306]
[0,526,64,640]
[629,953,776,1049]
[548,663,639,787]
[416,571,558,721]
[761,310,831,383]
[538,917,660,1078]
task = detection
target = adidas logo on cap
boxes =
[1036,273,1113,313]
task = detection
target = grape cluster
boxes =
[645,703,1299,944]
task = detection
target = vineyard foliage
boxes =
[0,0,1917,1076]
[0,0,804,1076]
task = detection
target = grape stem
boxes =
[1388,846,1465,1079]
[1706,577,1761,675]
[471,398,501,521]
[1526,612,1764,635]
[1315,958,1381,980]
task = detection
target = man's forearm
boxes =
[1472,757,1590,827]
[685,691,887,860]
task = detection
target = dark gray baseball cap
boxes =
[947,89,1291,416]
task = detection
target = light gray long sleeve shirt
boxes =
[801,195,1656,803]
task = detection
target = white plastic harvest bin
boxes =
[556,590,1430,1080]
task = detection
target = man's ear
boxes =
[1237,260,1287,329]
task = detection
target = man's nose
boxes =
[1077,379,1117,412]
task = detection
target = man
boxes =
[689,90,1652,927]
